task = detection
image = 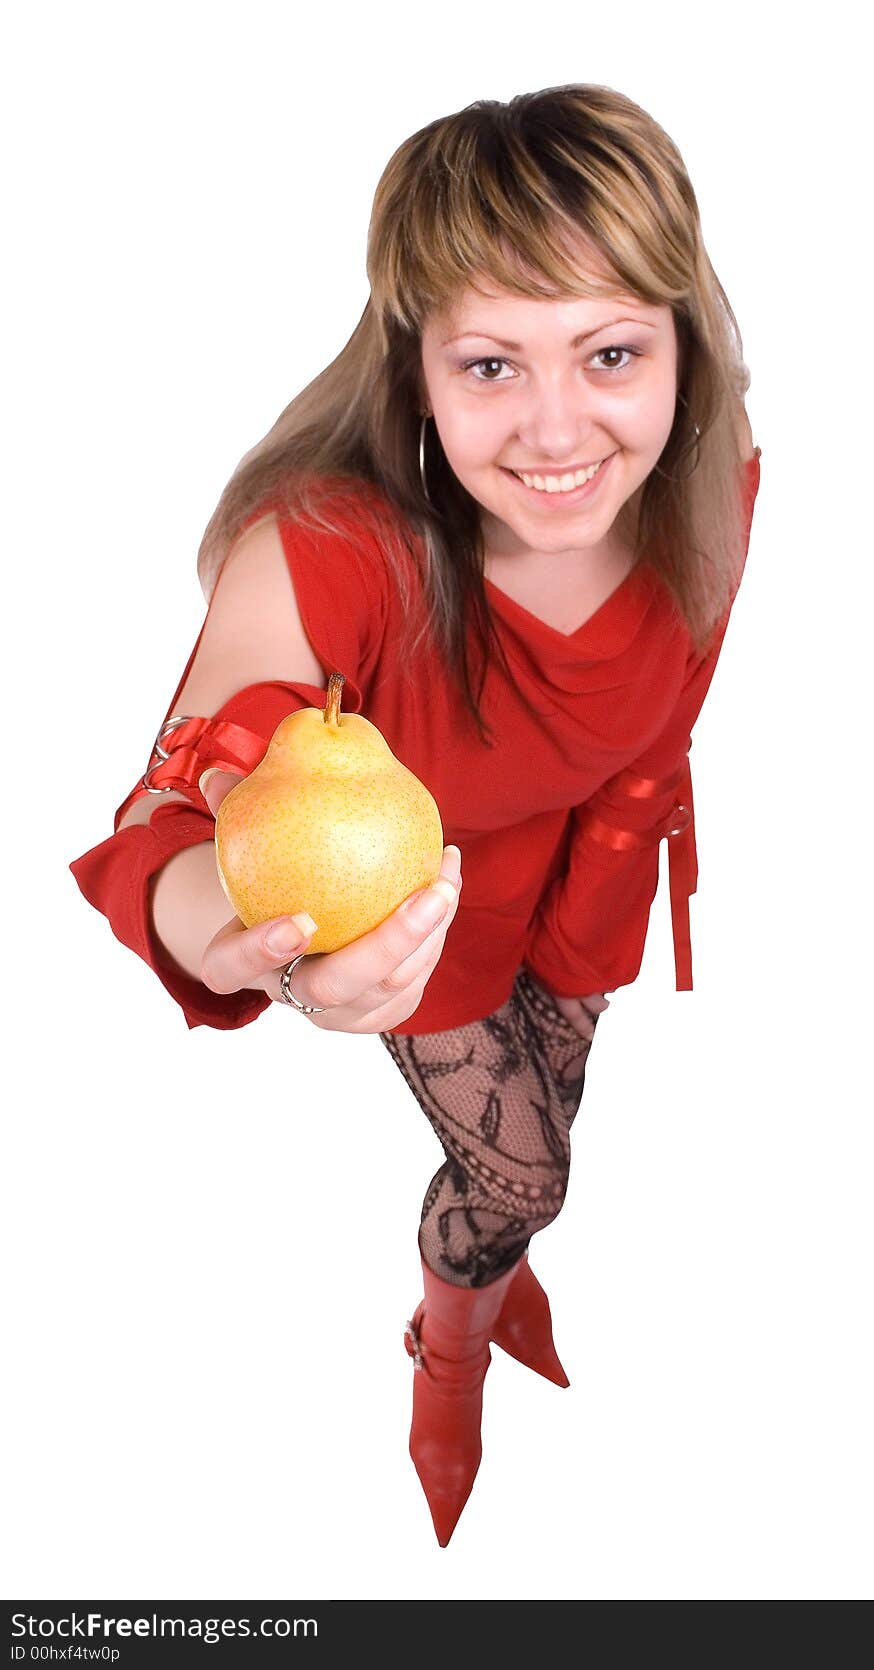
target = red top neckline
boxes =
[483,554,653,649]
[482,448,762,664]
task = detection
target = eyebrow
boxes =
[441,317,658,350]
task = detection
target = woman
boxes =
[70,83,761,1547]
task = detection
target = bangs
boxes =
[369,91,691,337]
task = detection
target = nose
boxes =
[516,374,601,462]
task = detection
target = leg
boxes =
[387,965,597,1378]
[380,967,599,1287]
[380,968,602,1545]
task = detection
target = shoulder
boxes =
[249,473,393,558]
[232,473,422,633]
[275,471,408,539]
[190,511,326,696]
[275,473,422,605]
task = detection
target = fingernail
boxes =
[407,895,447,935]
[405,885,453,932]
[199,768,218,796]
[265,913,318,954]
[443,846,462,883]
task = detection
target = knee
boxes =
[493,1160,570,1230]
[427,1152,571,1231]
[531,1165,571,1228]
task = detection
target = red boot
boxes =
[489,1250,571,1388]
[404,1255,522,1547]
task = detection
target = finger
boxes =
[579,993,610,1016]
[198,768,245,818]
[549,993,596,1041]
[341,967,433,1034]
[352,871,462,1013]
[301,846,462,1012]
[273,873,462,1025]
[201,911,318,995]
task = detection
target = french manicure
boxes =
[264,913,318,954]
[405,886,452,932]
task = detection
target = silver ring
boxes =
[278,951,326,1014]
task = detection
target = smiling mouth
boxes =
[500,453,615,498]
[508,457,607,478]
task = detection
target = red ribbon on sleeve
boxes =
[575,755,698,991]
[115,714,270,827]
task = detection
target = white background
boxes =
[3,0,871,1603]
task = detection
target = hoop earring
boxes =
[419,412,432,505]
[653,394,702,482]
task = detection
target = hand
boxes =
[551,991,610,1042]
[198,768,462,1032]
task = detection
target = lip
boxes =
[508,457,606,475]
[500,452,615,506]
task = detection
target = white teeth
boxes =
[513,459,605,493]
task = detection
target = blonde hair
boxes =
[197,83,752,747]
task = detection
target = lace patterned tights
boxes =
[378,968,600,1289]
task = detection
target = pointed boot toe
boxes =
[404,1258,520,1547]
[490,1251,571,1387]
[409,1425,482,1548]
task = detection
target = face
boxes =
[419,271,678,569]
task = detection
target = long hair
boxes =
[196,84,752,748]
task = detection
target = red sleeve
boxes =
[68,492,385,1031]
[523,450,761,998]
[69,797,274,1031]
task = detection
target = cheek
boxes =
[643,376,680,436]
[616,376,673,423]
[440,407,503,465]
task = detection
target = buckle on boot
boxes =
[404,1318,423,1371]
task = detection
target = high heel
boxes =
[404,1254,522,1547]
[489,1249,570,1388]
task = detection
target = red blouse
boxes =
[69,450,762,1035]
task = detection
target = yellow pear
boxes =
[214,672,444,953]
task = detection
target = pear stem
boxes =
[324,672,345,728]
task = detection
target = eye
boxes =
[460,344,644,382]
[461,356,514,382]
[591,345,644,373]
